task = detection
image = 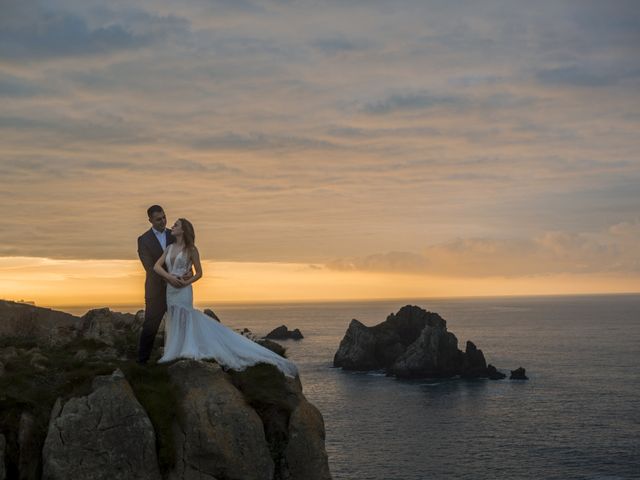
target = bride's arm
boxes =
[153,248,181,287]
[184,247,203,285]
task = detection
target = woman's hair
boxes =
[178,218,196,262]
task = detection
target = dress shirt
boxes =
[152,227,167,251]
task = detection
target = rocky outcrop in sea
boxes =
[265,325,304,340]
[334,304,521,380]
[0,300,331,480]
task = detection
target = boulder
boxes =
[389,322,462,378]
[30,352,48,371]
[265,325,304,340]
[42,369,161,480]
[460,341,488,378]
[228,364,331,480]
[0,347,18,362]
[18,412,39,480]
[335,305,502,380]
[203,309,221,322]
[285,397,332,480]
[0,300,78,345]
[510,367,528,380]
[76,308,138,346]
[332,319,379,370]
[93,347,119,361]
[0,433,5,480]
[167,360,274,480]
[255,338,287,357]
[487,364,506,380]
[237,327,255,339]
[73,349,88,361]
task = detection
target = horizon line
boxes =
[6,291,639,312]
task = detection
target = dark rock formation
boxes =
[77,308,140,345]
[0,433,5,480]
[167,360,274,480]
[203,308,221,321]
[0,300,78,345]
[1,302,332,480]
[228,364,331,480]
[266,325,304,340]
[255,338,287,357]
[335,305,505,380]
[18,412,39,480]
[487,364,507,379]
[167,360,331,480]
[42,369,161,480]
[510,367,528,380]
[460,341,489,378]
[285,396,331,479]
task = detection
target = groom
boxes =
[136,205,191,364]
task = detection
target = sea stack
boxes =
[334,305,509,380]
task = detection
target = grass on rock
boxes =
[0,334,178,478]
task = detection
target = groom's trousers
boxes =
[138,292,167,363]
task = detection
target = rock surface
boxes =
[285,397,332,480]
[487,364,507,379]
[18,412,39,480]
[0,300,78,345]
[255,338,287,357]
[335,305,507,379]
[0,433,6,480]
[1,302,332,480]
[265,325,304,340]
[76,308,141,345]
[203,308,221,321]
[167,360,274,480]
[42,369,161,480]
[510,367,529,380]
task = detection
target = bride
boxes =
[152,218,298,378]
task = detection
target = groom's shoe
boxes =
[136,359,148,365]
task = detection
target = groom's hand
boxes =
[167,276,183,288]
[181,269,194,281]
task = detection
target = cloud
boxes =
[360,91,466,114]
[535,65,639,87]
[310,36,373,55]
[0,73,43,96]
[189,132,342,152]
[0,113,150,146]
[325,221,640,277]
[326,251,429,273]
[0,1,189,61]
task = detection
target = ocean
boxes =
[62,294,640,479]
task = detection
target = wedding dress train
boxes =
[157,244,298,378]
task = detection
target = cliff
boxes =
[0,301,331,480]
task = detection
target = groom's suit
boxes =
[137,227,176,363]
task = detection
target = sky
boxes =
[1,0,639,307]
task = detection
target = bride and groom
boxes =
[136,205,298,377]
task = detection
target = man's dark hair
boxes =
[147,205,164,218]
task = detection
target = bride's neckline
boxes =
[168,244,185,267]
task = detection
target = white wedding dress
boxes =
[157,244,298,378]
